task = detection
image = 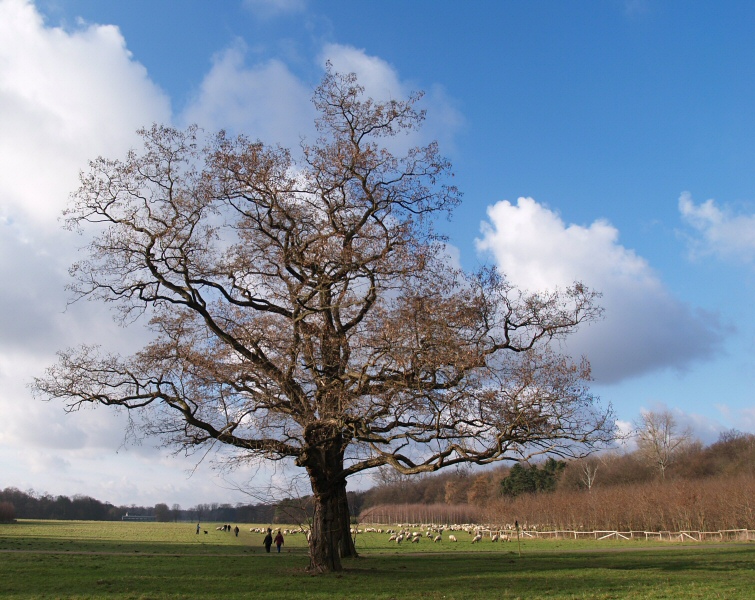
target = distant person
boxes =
[234,525,239,537]
[274,529,284,553]
[263,528,273,553]
[196,523,200,535]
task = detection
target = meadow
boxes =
[0,520,753,599]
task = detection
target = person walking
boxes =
[234,525,239,537]
[274,529,284,553]
[196,522,200,535]
[263,528,273,553]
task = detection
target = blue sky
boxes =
[1,0,754,507]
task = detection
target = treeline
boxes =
[357,430,755,529]
[0,486,367,525]
[0,488,312,524]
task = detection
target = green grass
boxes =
[0,520,753,599]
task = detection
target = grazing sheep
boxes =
[491,534,499,542]
[471,534,482,544]
[411,536,420,544]
[433,535,441,543]
[448,534,457,542]
[388,534,397,542]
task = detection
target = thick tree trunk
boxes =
[308,475,344,572]
[301,427,356,572]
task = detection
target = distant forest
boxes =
[2,429,754,529]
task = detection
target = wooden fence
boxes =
[517,528,754,542]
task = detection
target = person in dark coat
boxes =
[274,530,284,553]
[263,528,273,553]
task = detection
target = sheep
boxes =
[471,534,482,544]
[448,534,457,542]
[433,535,441,543]
[396,534,404,544]
[388,534,397,542]
[411,535,420,544]
[490,534,499,542]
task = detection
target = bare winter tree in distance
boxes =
[34,67,614,573]
[635,410,692,480]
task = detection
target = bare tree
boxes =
[33,68,614,573]
[579,455,601,491]
[635,410,692,480]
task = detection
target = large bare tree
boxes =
[34,69,613,572]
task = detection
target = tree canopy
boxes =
[34,68,613,572]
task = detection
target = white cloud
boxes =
[319,43,464,154]
[0,0,184,504]
[0,0,170,230]
[181,41,315,147]
[0,0,170,352]
[679,192,755,262]
[181,42,463,166]
[476,197,724,383]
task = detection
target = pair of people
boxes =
[263,528,284,553]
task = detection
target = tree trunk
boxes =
[308,474,343,572]
[301,427,356,572]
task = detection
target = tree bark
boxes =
[308,475,343,572]
[336,480,358,558]
[301,427,356,572]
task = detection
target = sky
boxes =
[1,0,755,509]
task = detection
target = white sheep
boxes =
[471,534,482,543]
[448,534,457,542]
[433,535,441,543]
[411,535,420,543]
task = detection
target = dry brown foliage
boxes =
[484,473,755,531]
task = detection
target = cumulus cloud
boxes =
[476,197,724,383]
[679,192,755,262]
[181,42,463,165]
[0,0,170,230]
[180,41,315,147]
[0,0,174,497]
[0,0,169,359]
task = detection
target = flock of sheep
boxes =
[356,524,517,544]
[243,523,525,545]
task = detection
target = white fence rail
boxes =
[517,528,754,542]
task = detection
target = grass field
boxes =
[0,520,753,599]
